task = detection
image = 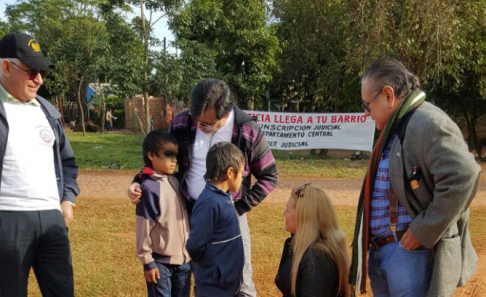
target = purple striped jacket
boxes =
[170,107,279,215]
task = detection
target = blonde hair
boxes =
[290,184,350,297]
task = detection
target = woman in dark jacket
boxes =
[275,183,350,297]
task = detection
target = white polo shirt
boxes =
[0,85,60,211]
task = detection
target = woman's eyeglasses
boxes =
[295,183,311,198]
[9,60,47,80]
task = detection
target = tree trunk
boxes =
[319,149,328,159]
[162,37,168,131]
[470,115,480,156]
[134,107,146,135]
[461,105,480,154]
[77,76,86,136]
[59,96,65,127]
[139,0,151,134]
[130,100,146,135]
[247,96,254,110]
[97,80,106,133]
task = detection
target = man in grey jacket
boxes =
[0,33,79,297]
[350,58,480,297]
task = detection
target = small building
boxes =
[125,96,185,132]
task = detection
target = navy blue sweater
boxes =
[186,182,243,297]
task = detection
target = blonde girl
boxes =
[275,183,350,297]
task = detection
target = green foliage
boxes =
[3,0,146,131]
[170,0,280,109]
[102,11,144,101]
[350,0,486,151]
[269,0,486,152]
[149,51,182,98]
[2,0,485,146]
[4,0,109,98]
[272,0,351,112]
[0,18,9,38]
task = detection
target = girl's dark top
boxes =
[275,237,345,297]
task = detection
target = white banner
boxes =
[245,111,376,151]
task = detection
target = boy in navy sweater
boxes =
[136,131,191,297]
[186,142,245,297]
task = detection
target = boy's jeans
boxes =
[147,262,191,297]
[368,241,432,297]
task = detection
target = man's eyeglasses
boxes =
[189,111,219,129]
[361,88,383,112]
[9,60,47,80]
[295,183,311,199]
[193,118,216,129]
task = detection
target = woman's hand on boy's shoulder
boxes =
[144,268,160,283]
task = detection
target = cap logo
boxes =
[28,39,41,53]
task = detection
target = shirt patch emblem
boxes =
[39,128,54,144]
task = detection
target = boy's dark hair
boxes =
[190,78,234,120]
[204,142,244,181]
[143,130,178,168]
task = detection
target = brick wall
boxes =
[125,96,174,132]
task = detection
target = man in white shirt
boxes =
[0,33,79,297]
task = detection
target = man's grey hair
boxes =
[0,58,21,79]
[362,58,421,100]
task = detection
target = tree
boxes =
[426,1,486,156]
[106,0,183,134]
[149,50,182,129]
[170,0,279,109]
[48,16,108,135]
[345,0,486,153]
[5,0,109,135]
[103,11,145,133]
[271,0,486,157]
[0,18,9,38]
[271,0,351,112]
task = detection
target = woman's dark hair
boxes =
[190,78,234,119]
[204,142,244,182]
[362,58,421,100]
[142,130,178,168]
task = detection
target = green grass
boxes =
[67,132,368,178]
[67,132,144,170]
[27,198,485,297]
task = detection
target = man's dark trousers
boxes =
[0,209,74,297]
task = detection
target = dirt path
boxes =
[77,170,486,207]
[454,255,486,297]
[77,169,486,297]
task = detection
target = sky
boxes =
[0,0,176,53]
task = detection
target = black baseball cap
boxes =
[0,33,54,71]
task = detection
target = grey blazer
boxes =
[389,102,481,297]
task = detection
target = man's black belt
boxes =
[370,230,406,250]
